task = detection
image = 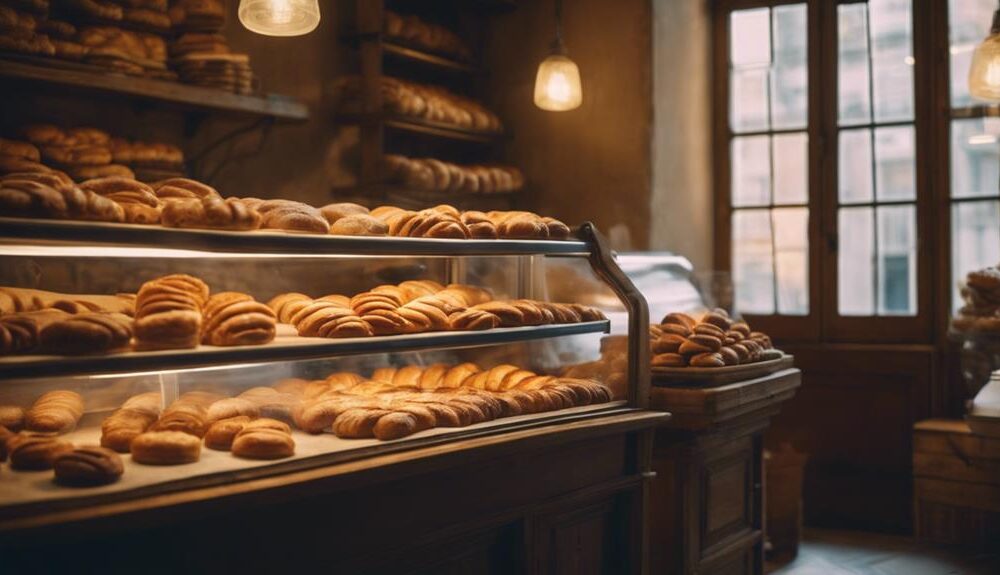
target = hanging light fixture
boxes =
[533,0,582,111]
[969,2,1000,101]
[238,0,320,37]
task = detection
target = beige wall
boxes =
[650,0,714,270]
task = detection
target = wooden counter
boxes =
[648,368,802,575]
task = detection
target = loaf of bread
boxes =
[161,196,262,230]
[25,390,84,434]
[39,312,133,354]
[242,198,329,234]
[383,155,524,195]
[231,418,295,459]
[131,430,201,465]
[7,432,75,470]
[133,273,209,350]
[201,292,276,346]
[0,309,72,354]
[79,177,163,224]
[53,446,124,486]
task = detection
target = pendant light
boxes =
[238,0,320,37]
[969,2,1000,101]
[533,0,582,111]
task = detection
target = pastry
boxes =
[203,415,250,450]
[130,430,201,464]
[0,405,25,431]
[133,273,209,350]
[79,177,162,224]
[290,300,372,338]
[7,432,74,470]
[25,390,84,433]
[319,202,368,224]
[201,292,276,346]
[249,199,329,234]
[231,423,294,459]
[151,402,208,437]
[267,292,313,324]
[206,397,260,423]
[329,214,388,236]
[101,407,158,452]
[53,446,124,486]
[161,196,262,230]
[0,138,40,162]
[0,309,72,354]
[39,312,133,354]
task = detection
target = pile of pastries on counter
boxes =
[0,274,607,355]
[0,137,570,238]
[383,154,524,195]
[0,0,256,94]
[0,364,614,486]
[383,9,473,62]
[336,75,503,134]
[951,263,1000,335]
[650,309,779,368]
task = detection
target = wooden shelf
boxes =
[0,57,309,121]
[382,41,479,74]
[0,321,610,380]
[337,112,503,143]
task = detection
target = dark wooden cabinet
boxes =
[648,368,801,575]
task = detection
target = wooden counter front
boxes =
[648,368,802,575]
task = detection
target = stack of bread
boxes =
[336,76,503,134]
[0,136,47,174]
[109,136,184,181]
[0,2,56,57]
[650,309,779,368]
[23,124,134,180]
[168,0,253,94]
[74,24,171,77]
[52,0,172,34]
[383,9,472,62]
[383,154,524,195]
[951,264,1000,334]
[268,279,605,339]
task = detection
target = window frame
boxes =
[713,0,940,344]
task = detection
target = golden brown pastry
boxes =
[150,178,219,200]
[7,432,75,470]
[101,407,158,452]
[133,273,209,350]
[206,397,260,423]
[290,300,373,338]
[161,196,262,230]
[130,430,201,465]
[266,292,313,324]
[237,388,300,424]
[39,312,133,354]
[319,202,368,224]
[203,415,250,451]
[201,292,276,346]
[0,405,25,432]
[150,402,208,437]
[78,177,162,224]
[53,446,124,486]
[0,309,72,354]
[231,424,294,460]
[246,199,329,234]
[0,138,41,162]
[329,213,389,236]
[332,407,389,439]
[25,390,84,434]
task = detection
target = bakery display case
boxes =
[0,221,657,546]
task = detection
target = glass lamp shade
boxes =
[969,14,1000,101]
[238,0,320,37]
[533,54,582,111]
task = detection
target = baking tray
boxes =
[651,354,794,387]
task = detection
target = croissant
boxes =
[150,402,208,437]
[460,211,499,239]
[39,312,133,355]
[101,408,158,452]
[290,300,373,338]
[150,178,220,200]
[201,292,276,346]
[25,390,84,434]
[79,177,162,224]
[161,196,262,231]
[266,292,313,323]
[134,273,209,350]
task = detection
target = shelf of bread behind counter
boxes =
[0,277,609,379]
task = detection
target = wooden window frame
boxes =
[713,0,947,344]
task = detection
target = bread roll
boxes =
[25,390,84,434]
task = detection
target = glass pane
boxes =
[875,126,916,201]
[731,8,771,68]
[839,129,874,203]
[773,207,809,315]
[771,4,808,129]
[951,117,1000,198]
[773,133,808,205]
[877,205,917,315]
[839,3,872,126]
[732,136,772,207]
[731,68,770,132]
[733,210,776,315]
[952,201,1000,311]
[869,0,914,122]
[950,0,998,107]
[839,207,875,315]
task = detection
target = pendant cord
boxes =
[553,0,565,53]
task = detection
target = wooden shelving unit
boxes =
[0,56,309,121]
[337,111,502,143]
[382,41,478,74]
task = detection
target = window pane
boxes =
[950,0,998,107]
[839,207,875,315]
[875,126,916,201]
[838,3,871,126]
[773,207,809,315]
[733,210,776,315]
[773,133,808,205]
[877,205,917,315]
[732,136,771,207]
[839,129,874,203]
[869,0,914,122]
[952,201,1000,311]
[771,4,808,129]
[951,117,1000,198]
[731,68,770,132]
[731,9,771,68]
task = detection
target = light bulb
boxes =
[969,10,1000,101]
[534,54,582,111]
[238,0,320,37]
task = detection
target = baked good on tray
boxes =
[649,309,779,369]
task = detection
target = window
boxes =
[728,4,810,317]
[949,0,1000,312]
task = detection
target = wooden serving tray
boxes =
[651,353,794,387]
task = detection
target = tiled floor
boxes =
[766,528,1000,575]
